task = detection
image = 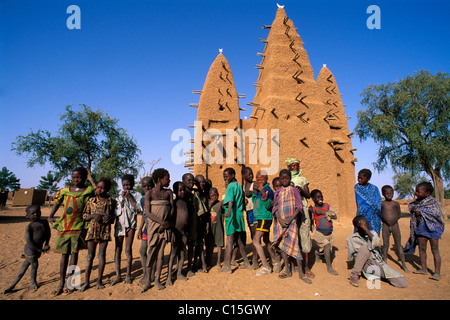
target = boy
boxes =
[380,185,409,272]
[347,215,408,288]
[355,169,382,236]
[309,189,338,275]
[137,176,155,284]
[252,170,280,275]
[167,181,189,286]
[208,187,225,270]
[182,173,208,275]
[405,182,444,280]
[221,168,251,273]
[4,205,50,293]
[242,167,257,268]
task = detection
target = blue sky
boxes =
[1,0,449,192]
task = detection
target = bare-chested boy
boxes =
[381,185,409,272]
[4,205,50,293]
[167,181,189,286]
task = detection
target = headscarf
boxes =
[284,158,300,166]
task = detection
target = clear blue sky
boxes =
[1,0,449,192]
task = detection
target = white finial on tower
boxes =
[277,3,284,8]
[323,64,327,68]
[219,48,223,54]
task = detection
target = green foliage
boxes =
[0,167,21,191]
[36,171,60,195]
[356,70,449,218]
[356,70,449,178]
[12,104,144,186]
[392,170,428,199]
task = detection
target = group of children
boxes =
[3,160,445,295]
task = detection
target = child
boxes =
[285,158,313,278]
[347,215,408,288]
[80,178,116,291]
[4,205,50,293]
[252,170,281,275]
[272,169,311,283]
[48,166,95,295]
[167,181,189,286]
[137,176,155,284]
[380,185,409,272]
[309,189,338,275]
[272,177,282,192]
[404,182,444,280]
[112,174,143,285]
[221,167,251,273]
[183,173,208,275]
[208,187,225,270]
[142,168,173,291]
[242,166,258,268]
[195,174,214,267]
[355,169,382,236]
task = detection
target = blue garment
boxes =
[404,196,445,254]
[354,183,382,236]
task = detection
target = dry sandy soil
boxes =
[1,200,449,302]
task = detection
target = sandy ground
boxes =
[0,200,449,301]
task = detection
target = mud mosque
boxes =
[186,5,357,218]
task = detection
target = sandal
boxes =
[278,271,292,279]
[256,266,272,276]
[299,275,313,284]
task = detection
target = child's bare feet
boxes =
[96,282,105,289]
[154,280,165,290]
[272,262,281,273]
[413,269,428,275]
[349,272,360,287]
[430,273,441,281]
[79,283,90,292]
[111,276,121,286]
[220,266,232,274]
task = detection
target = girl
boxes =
[80,178,116,291]
[48,166,95,295]
[112,174,143,285]
[405,182,445,280]
[272,169,311,284]
[142,168,173,291]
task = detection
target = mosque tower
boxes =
[190,6,357,217]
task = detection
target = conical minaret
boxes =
[192,6,357,218]
[192,53,243,196]
[245,7,342,211]
[317,66,357,216]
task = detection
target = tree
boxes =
[356,70,449,219]
[36,171,59,196]
[12,104,144,188]
[392,170,428,200]
[0,167,21,191]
